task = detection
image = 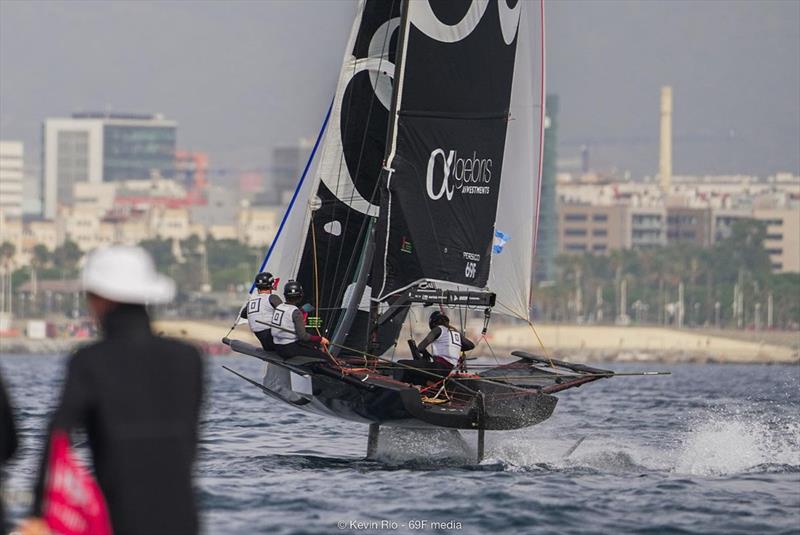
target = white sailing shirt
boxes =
[431,328,462,366]
[246,293,277,333]
[271,303,299,345]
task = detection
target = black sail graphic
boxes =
[374,0,522,300]
[290,0,401,348]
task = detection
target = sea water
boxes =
[2,354,798,534]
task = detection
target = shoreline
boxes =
[1,320,797,364]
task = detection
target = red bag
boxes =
[42,430,112,535]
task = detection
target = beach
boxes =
[3,319,796,364]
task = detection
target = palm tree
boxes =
[30,244,51,299]
[52,240,82,278]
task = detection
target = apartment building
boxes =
[629,207,667,249]
[149,207,205,241]
[754,208,800,273]
[0,141,24,217]
[666,207,713,247]
[61,206,115,252]
[24,220,60,252]
[557,203,628,255]
[238,207,280,247]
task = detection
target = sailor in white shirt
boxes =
[272,280,330,361]
[240,272,282,351]
[418,311,475,370]
[396,311,475,386]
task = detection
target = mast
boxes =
[330,221,375,356]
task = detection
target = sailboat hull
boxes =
[224,338,566,431]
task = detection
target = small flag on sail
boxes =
[493,230,509,254]
[43,430,112,535]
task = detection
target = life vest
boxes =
[246,293,276,333]
[271,303,299,345]
[430,327,462,366]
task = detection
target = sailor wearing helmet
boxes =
[417,310,475,372]
[240,271,282,351]
[271,280,330,361]
[395,311,475,387]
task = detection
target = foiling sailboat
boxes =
[223,0,659,461]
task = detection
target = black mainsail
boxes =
[373,0,531,306]
[260,0,402,352]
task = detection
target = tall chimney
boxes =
[659,86,672,193]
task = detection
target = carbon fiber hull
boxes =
[223,338,564,430]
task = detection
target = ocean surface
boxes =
[1,353,798,534]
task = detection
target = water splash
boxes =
[486,433,660,473]
[673,415,800,476]
[476,411,800,477]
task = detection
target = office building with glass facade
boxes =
[42,113,176,219]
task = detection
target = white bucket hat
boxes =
[81,245,176,304]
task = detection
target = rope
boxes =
[527,320,555,368]
[450,371,670,381]
[480,334,499,363]
[224,323,237,339]
[310,214,321,323]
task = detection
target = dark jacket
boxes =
[1,372,18,533]
[34,305,204,535]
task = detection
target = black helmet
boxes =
[254,272,274,291]
[284,280,304,301]
[429,310,449,329]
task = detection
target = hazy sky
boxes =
[1,0,798,178]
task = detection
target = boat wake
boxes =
[482,411,800,477]
[360,409,800,477]
[672,414,800,476]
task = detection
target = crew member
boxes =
[240,271,282,351]
[398,311,475,386]
[0,372,18,533]
[272,280,331,361]
[418,311,475,370]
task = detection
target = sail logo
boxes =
[411,0,521,46]
[426,149,493,201]
[493,230,509,254]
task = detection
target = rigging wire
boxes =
[493,295,556,369]
[310,214,321,326]
[223,101,333,333]
[527,320,555,368]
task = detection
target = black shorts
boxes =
[254,330,275,351]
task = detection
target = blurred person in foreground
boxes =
[20,245,204,535]
[1,371,18,533]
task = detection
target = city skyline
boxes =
[1,0,799,178]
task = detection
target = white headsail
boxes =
[489,2,545,320]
